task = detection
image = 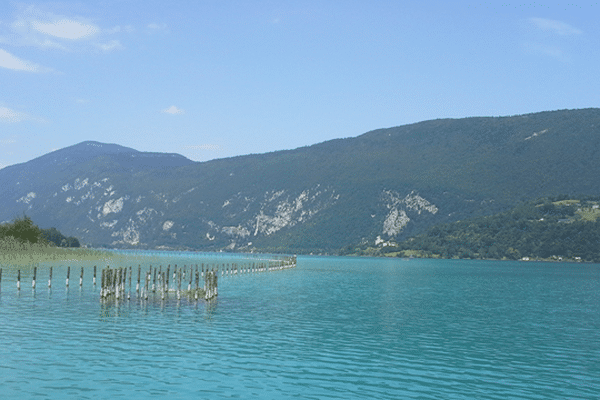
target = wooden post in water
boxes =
[32,266,37,289]
[48,266,52,288]
[173,265,177,289]
[204,269,218,300]
[166,265,171,288]
[17,269,21,290]
[128,266,132,300]
[152,266,157,292]
[80,267,84,287]
[204,269,209,299]
[116,268,121,300]
[100,268,105,298]
[144,271,149,300]
[66,266,70,287]
[0,268,2,293]
[93,265,97,285]
[188,265,193,291]
[177,267,182,300]
[137,265,141,293]
[195,269,199,300]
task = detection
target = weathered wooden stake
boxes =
[177,267,182,300]
[116,268,121,299]
[195,269,199,300]
[66,266,70,287]
[123,267,127,295]
[17,269,21,290]
[80,267,84,287]
[166,265,171,288]
[93,265,97,285]
[32,266,37,289]
[101,269,105,297]
[152,266,157,292]
[137,265,141,293]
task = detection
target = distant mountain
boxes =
[1,109,599,253]
[353,195,600,262]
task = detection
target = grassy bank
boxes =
[0,237,114,266]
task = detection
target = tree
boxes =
[1,215,46,244]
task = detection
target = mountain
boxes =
[351,196,600,262]
[1,109,600,253]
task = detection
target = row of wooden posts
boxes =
[100,265,218,301]
[0,265,91,291]
[0,256,297,301]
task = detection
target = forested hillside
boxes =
[1,108,600,253]
[355,196,600,262]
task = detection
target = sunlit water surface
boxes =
[1,253,599,399]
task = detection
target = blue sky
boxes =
[1,1,599,169]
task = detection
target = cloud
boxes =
[31,19,99,40]
[161,105,185,115]
[97,40,123,52]
[522,42,568,61]
[147,23,168,34]
[0,48,49,72]
[0,5,124,52]
[183,144,222,151]
[0,106,29,122]
[528,18,583,36]
[147,23,167,30]
[0,138,17,144]
[105,25,134,34]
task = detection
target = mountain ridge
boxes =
[1,108,599,253]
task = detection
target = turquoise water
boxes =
[1,254,599,399]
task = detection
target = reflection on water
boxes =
[0,254,599,399]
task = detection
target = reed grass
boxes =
[0,237,113,266]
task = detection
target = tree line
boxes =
[345,196,600,262]
[0,215,80,248]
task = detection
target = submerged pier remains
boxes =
[0,254,297,304]
[97,254,296,303]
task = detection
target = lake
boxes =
[1,252,599,399]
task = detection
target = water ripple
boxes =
[1,258,599,398]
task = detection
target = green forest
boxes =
[345,196,600,262]
[0,216,80,248]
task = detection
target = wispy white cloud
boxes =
[97,39,122,52]
[0,5,125,52]
[528,18,583,36]
[0,106,29,122]
[30,19,99,40]
[0,48,49,72]
[522,42,567,61]
[147,23,168,34]
[183,144,222,151]
[0,137,17,144]
[162,105,185,115]
[105,25,134,34]
[148,23,167,30]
